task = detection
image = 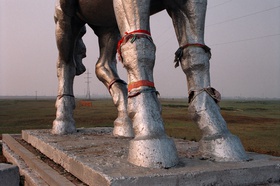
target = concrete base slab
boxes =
[0,163,20,186]
[3,128,280,186]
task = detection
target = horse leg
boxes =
[167,0,248,161]
[93,26,134,137]
[113,0,178,168]
[53,1,85,134]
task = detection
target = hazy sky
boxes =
[1,0,279,98]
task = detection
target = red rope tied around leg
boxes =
[117,30,152,62]
[128,80,154,92]
[128,80,159,98]
[174,43,211,68]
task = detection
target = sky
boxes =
[0,0,279,99]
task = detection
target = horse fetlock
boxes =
[113,115,134,137]
[108,81,129,116]
[128,92,165,139]
[112,89,134,138]
[126,92,179,168]
[188,91,248,161]
[126,91,178,168]
[105,79,133,137]
[188,91,227,137]
[53,98,76,134]
[111,86,127,109]
[53,96,76,134]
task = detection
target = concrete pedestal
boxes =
[2,128,280,186]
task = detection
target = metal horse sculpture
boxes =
[53,0,248,168]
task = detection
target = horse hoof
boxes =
[113,117,134,137]
[52,119,77,135]
[199,133,249,162]
[128,135,179,168]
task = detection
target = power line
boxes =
[210,33,280,46]
[206,5,280,27]
[154,1,233,43]
[207,0,232,9]
[157,34,280,63]
[155,3,280,56]
[156,4,279,50]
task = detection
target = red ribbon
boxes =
[128,80,154,92]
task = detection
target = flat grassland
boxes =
[0,98,279,156]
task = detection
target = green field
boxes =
[0,98,279,156]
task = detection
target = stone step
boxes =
[2,134,76,186]
[3,128,280,186]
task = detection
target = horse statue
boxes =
[53,0,248,168]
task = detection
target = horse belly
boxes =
[78,0,117,26]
